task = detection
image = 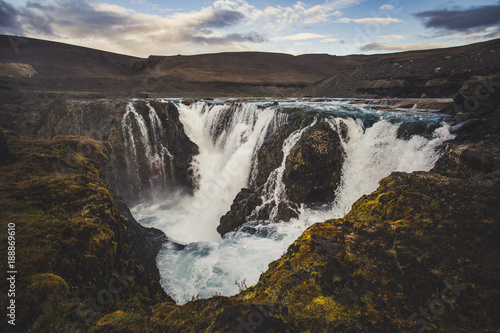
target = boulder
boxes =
[218,120,344,237]
[283,121,344,204]
[217,188,263,236]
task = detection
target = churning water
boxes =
[129,99,454,304]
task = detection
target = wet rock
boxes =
[218,120,343,237]
[283,121,344,204]
[218,188,263,236]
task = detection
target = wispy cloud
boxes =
[379,4,394,11]
[272,33,328,41]
[414,2,500,32]
[339,17,402,24]
[379,34,404,40]
[360,42,445,52]
[321,37,339,42]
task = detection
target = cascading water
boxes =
[131,101,288,242]
[129,99,455,304]
[121,101,174,189]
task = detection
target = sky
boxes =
[1,0,500,57]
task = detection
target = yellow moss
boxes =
[95,310,128,327]
[27,273,69,295]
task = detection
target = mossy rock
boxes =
[283,121,344,204]
[27,273,70,301]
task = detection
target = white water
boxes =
[132,102,287,243]
[130,100,454,304]
[121,101,174,187]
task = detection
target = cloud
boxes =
[195,10,245,28]
[0,0,269,56]
[360,42,445,51]
[0,0,21,32]
[257,2,345,27]
[339,17,402,24]
[272,33,327,41]
[379,34,404,40]
[379,4,394,11]
[0,0,364,56]
[193,31,266,44]
[321,37,339,42]
[414,2,500,32]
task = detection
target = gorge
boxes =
[0,35,499,332]
[126,99,454,304]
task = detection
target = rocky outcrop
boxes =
[115,100,198,203]
[218,119,344,237]
[0,93,198,204]
[217,188,263,236]
[284,121,343,204]
[0,132,172,333]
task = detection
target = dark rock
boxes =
[283,121,344,204]
[0,129,7,163]
[254,109,316,187]
[218,188,263,236]
[218,119,344,237]
[396,121,436,140]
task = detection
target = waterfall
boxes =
[121,101,174,191]
[129,99,454,304]
[132,101,288,243]
[250,118,317,221]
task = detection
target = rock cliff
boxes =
[0,132,172,332]
[218,113,344,237]
[0,92,198,205]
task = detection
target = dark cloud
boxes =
[23,0,128,33]
[0,0,22,32]
[192,32,267,44]
[414,2,500,32]
[196,10,245,29]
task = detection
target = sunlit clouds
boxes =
[0,0,499,56]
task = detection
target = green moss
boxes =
[0,130,168,332]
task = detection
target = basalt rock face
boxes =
[217,188,263,236]
[218,119,344,237]
[442,75,500,143]
[118,99,198,204]
[0,93,198,204]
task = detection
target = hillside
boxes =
[0,35,354,97]
[1,35,499,98]
[302,38,500,98]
